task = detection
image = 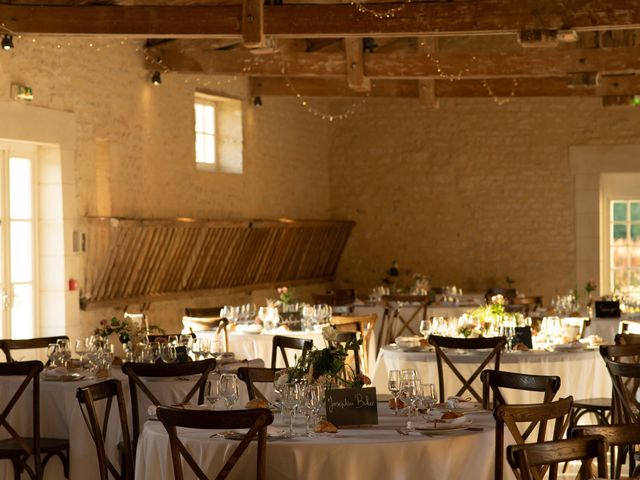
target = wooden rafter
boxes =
[417,37,438,107]
[242,0,264,48]
[344,38,371,92]
[250,75,640,98]
[3,2,640,38]
[148,45,640,79]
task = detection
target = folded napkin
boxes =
[218,426,286,440]
[446,396,475,409]
[44,367,69,377]
[236,323,263,334]
[422,412,468,425]
[219,358,264,373]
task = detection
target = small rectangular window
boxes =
[609,200,640,293]
[194,92,243,174]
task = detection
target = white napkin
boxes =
[446,396,475,408]
[45,367,69,377]
[423,412,468,425]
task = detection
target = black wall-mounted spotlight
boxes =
[253,96,263,107]
[151,71,162,85]
[2,34,14,51]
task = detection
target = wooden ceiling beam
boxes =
[344,38,371,92]
[4,2,640,38]
[242,0,265,48]
[250,75,640,98]
[417,37,438,108]
[149,45,640,79]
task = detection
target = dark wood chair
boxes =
[512,296,543,315]
[312,292,336,306]
[335,288,357,306]
[185,307,223,317]
[615,332,640,345]
[429,335,506,403]
[618,320,640,335]
[237,367,278,402]
[381,294,429,346]
[121,358,217,453]
[507,435,608,480]
[0,335,70,362]
[183,307,227,335]
[157,406,274,480]
[270,335,312,368]
[334,331,362,377]
[330,314,376,375]
[481,370,561,480]
[76,379,134,480]
[496,396,574,480]
[571,424,640,479]
[0,360,69,480]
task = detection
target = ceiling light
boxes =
[2,34,14,51]
[151,71,161,85]
[253,95,263,107]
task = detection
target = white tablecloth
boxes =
[371,346,611,403]
[135,409,506,480]
[0,366,229,480]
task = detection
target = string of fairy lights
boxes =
[1,18,520,122]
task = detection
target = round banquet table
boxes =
[199,329,327,368]
[0,366,228,480]
[135,409,509,480]
[371,345,612,403]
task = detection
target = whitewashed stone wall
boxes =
[328,97,640,302]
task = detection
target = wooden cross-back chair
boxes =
[571,424,640,479]
[0,335,70,362]
[381,294,429,346]
[333,331,362,377]
[507,435,608,480]
[183,307,227,336]
[335,288,356,306]
[157,406,274,480]
[496,396,574,480]
[76,379,134,480]
[270,336,312,369]
[615,332,640,345]
[0,360,69,480]
[485,288,517,304]
[511,296,543,315]
[428,335,506,403]
[121,358,217,453]
[330,314,376,375]
[481,370,561,480]
[619,320,640,335]
[237,367,277,402]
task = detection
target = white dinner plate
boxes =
[43,372,86,382]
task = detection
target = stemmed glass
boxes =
[47,343,60,367]
[220,373,239,409]
[420,382,437,418]
[74,339,88,363]
[160,344,177,363]
[300,384,322,436]
[400,377,421,430]
[388,370,402,415]
[205,375,221,408]
[419,319,430,339]
[280,383,302,438]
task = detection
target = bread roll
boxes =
[314,420,338,433]
[441,411,463,420]
[245,398,269,409]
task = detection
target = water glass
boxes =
[205,376,221,408]
[281,383,302,438]
[220,373,239,409]
[419,319,430,339]
[301,384,323,436]
[420,382,437,417]
[388,370,402,415]
[160,344,177,363]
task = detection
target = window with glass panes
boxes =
[194,94,216,167]
[610,200,640,293]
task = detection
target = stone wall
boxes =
[0,38,332,338]
[328,97,640,302]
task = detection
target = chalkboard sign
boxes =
[175,346,190,363]
[325,387,378,427]
[595,301,620,318]
[512,326,533,349]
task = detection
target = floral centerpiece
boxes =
[94,316,163,348]
[278,326,371,389]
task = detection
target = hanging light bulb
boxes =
[253,96,263,107]
[2,34,14,51]
[151,71,161,85]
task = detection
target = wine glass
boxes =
[47,343,60,367]
[160,344,177,363]
[300,384,322,436]
[400,377,421,430]
[388,370,402,415]
[280,383,301,438]
[205,376,221,408]
[420,382,437,418]
[419,319,430,339]
[74,339,88,363]
[220,373,239,409]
